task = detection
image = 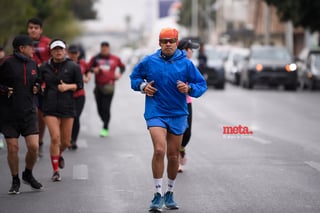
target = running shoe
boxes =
[58,156,65,169]
[178,164,183,173]
[68,140,78,150]
[51,171,62,182]
[8,178,20,195]
[100,128,109,137]
[22,171,44,191]
[149,192,163,212]
[163,191,179,209]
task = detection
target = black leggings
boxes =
[94,87,114,129]
[181,103,192,147]
[71,96,85,143]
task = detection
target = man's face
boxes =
[0,50,5,59]
[68,51,80,62]
[159,38,178,56]
[100,45,110,56]
[20,45,34,58]
[27,23,43,40]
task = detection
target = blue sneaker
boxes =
[163,191,179,209]
[149,192,163,212]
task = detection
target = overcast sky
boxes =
[82,0,180,52]
[91,0,158,31]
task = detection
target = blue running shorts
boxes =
[146,116,188,135]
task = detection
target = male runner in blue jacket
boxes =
[130,27,207,211]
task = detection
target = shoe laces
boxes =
[165,192,175,203]
[152,193,162,204]
[28,174,41,186]
[12,178,20,185]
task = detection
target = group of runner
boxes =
[0,17,126,193]
[1,20,207,211]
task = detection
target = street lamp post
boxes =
[192,0,198,37]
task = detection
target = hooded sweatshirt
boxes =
[130,49,207,120]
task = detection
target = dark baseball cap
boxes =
[68,44,79,53]
[178,38,199,50]
[12,34,33,49]
[101,41,109,47]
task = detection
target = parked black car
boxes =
[296,48,320,90]
[196,45,229,89]
[240,45,298,90]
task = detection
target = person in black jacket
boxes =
[177,38,200,173]
[0,34,44,194]
[39,39,83,182]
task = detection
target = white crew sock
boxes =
[166,178,175,192]
[154,178,163,195]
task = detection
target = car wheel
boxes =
[235,75,240,86]
[215,83,225,90]
[284,84,297,91]
[247,79,254,89]
[309,83,316,91]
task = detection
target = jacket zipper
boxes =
[24,63,27,85]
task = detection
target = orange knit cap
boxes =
[159,27,179,39]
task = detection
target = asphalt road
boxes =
[1,65,320,213]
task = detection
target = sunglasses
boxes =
[159,38,177,44]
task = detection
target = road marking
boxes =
[73,164,88,180]
[305,161,320,172]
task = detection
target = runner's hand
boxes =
[144,80,157,97]
[7,87,13,98]
[58,80,68,92]
[177,80,188,94]
[33,83,39,94]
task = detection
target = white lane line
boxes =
[73,164,88,180]
[305,161,320,172]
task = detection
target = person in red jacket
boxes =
[67,44,91,150]
[27,17,51,158]
[0,34,44,194]
[87,41,125,137]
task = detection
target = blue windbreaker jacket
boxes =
[130,49,207,120]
